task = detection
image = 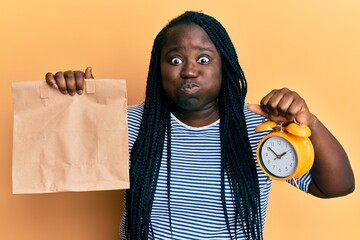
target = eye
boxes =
[197,56,210,64]
[170,57,183,65]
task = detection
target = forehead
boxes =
[162,23,216,48]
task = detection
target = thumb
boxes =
[247,103,290,123]
[85,66,94,79]
[247,103,266,117]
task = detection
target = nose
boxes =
[180,61,198,78]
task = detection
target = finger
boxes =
[247,103,287,123]
[285,97,308,123]
[276,91,295,118]
[85,66,94,79]
[272,89,307,122]
[263,88,294,118]
[45,72,59,89]
[54,71,68,94]
[64,71,77,96]
[247,104,267,117]
[74,71,85,95]
[260,89,282,116]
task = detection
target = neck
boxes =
[171,102,220,127]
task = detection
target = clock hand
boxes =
[267,147,281,159]
[279,150,291,158]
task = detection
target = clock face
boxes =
[259,136,297,178]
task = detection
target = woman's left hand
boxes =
[247,88,315,126]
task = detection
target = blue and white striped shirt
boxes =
[120,103,312,239]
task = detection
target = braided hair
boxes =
[125,11,262,239]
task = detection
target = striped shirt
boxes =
[120,103,312,239]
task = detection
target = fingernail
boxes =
[62,90,68,94]
[77,90,83,95]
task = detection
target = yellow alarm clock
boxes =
[255,120,315,182]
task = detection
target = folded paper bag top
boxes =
[11,79,130,194]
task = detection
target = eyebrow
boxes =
[164,46,216,55]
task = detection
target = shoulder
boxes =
[243,104,269,146]
[244,104,265,132]
[244,104,263,123]
[127,103,144,146]
[128,102,144,122]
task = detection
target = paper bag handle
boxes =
[40,79,96,99]
[40,82,49,99]
[85,79,96,94]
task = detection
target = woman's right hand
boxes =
[45,66,94,96]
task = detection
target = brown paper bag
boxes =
[11,79,130,194]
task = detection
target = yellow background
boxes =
[1,1,359,239]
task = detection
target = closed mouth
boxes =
[181,83,200,94]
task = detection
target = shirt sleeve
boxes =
[127,103,144,149]
[287,171,313,192]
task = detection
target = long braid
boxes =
[204,17,262,239]
[125,37,170,239]
[125,11,262,239]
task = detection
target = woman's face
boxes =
[160,24,222,112]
